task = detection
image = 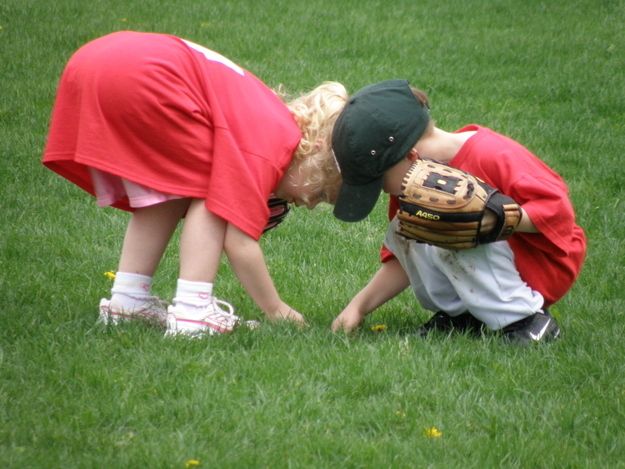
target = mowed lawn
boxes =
[1,1,624,467]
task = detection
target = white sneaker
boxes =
[98,297,169,327]
[165,298,241,337]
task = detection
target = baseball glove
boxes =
[396,159,522,249]
[263,196,290,233]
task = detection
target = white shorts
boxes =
[90,169,182,208]
[384,218,544,330]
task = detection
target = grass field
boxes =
[2,0,625,467]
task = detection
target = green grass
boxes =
[2,0,625,467]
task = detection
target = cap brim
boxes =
[333,177,384,222]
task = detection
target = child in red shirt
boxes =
[43,31,348,336]
[330,80,586,344]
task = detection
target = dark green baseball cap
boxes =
[332,79,430,222]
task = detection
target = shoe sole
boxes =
[164,314,237,337]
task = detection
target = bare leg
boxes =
[117,198,191,276]
[179,199,227,282]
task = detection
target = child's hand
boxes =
[266,302,306,325]
[331,307,365,333]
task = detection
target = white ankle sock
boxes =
[173,279,214,311]
[110,272,153,311]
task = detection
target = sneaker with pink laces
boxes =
[165,298,242,337]
[98,297,169,327]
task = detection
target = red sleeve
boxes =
[508,174,576,256]
[205,129,285,240]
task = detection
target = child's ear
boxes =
[314,138,324,152]
[407,147,420,161]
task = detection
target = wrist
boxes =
[263,300,287,319]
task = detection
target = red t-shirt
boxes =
[381,125,586,305]
[43,31,301,240]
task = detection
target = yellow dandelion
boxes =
[424,426,442,438]
[104,271,116,281]
[371,324,387,332]
[185,459,201,468]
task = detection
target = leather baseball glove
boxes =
[263,196,290,233]
[396,159,522,249]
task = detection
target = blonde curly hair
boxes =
[284,81,348,205]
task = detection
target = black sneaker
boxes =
[502,310,560,345]
[418,311,485,337]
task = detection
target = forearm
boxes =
[333,258,409,332]
[483,207,538,235]
[350,259,410,314]
[517,207,538,233]
[223,225,281,315]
